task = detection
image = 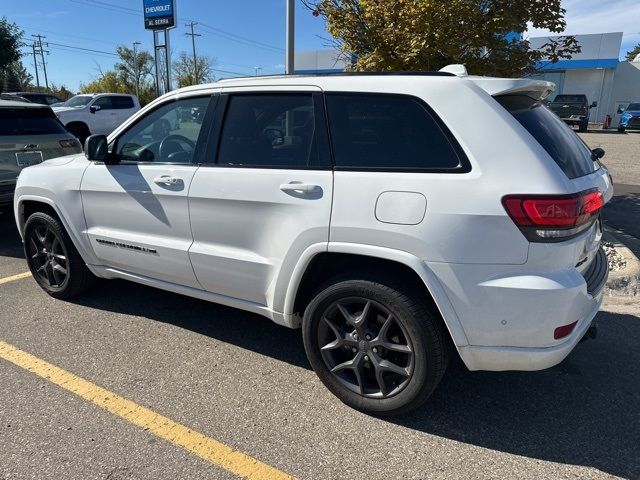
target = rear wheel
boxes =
[302,278,449,416]
[578,121,588,132]
[24,212,96,298]
[618,126,626,133]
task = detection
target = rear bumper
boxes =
[458,297,601,371]
[428,244,608,372]
[0,184,16,206]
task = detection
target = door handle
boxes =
[154,175,181,185]
[279,182,320,194]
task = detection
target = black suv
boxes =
[549,94,597,132]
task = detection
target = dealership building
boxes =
[296,31,640,124]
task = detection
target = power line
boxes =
[47,42,119,57]
[185,22,202,84]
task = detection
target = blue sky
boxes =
[5,0,640,92]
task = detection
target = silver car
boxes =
[0,100,82,207]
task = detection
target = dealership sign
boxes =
[143,0,176,30]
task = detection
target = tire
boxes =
[24,212,96,299]
[578,122,588,133]
[618,126,626,133]
[302,278,449,416]
[65,123,91,147]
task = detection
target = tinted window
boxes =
[115,96,210,164]
[497,95,598,179]
[626,103,640,111]
[22,94,47,105]
[217,94,321,168]
[93,96,114,109]
[553,95,586,103]
[0,107,67,135]
[325,94,463,170]
[112,96,135,109]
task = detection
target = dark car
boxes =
[549,94,597,132]
[4,92,64,106]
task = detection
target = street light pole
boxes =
[286,0,294,74]
[132,41,141,99]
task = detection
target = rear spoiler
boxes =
[466,77,555,101]
[437,64,555,100]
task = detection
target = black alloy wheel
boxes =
[318,297,414,398]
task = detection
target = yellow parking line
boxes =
[0,340,294,480]
[0,272,32,285]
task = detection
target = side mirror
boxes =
[84,135,109,161]
[89,105,101,114]
[617,106,625,114]
[592,147,605,160]
[590,101,598,108]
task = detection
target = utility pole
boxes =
[32,35,49,90]
[254,66,262,76]
[132,41,141,99]
[286,0,295,74]
[185,22,201,84]
[31,42,41,92]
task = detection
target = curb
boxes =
[603,228,640,296]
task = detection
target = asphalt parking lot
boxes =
[1,132,639,479]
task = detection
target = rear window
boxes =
[325,93,467,171]
[497,95,598,179]
[112,96,135,109]
[553,95,586,103]
[0,107,68,136]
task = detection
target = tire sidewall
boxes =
[303,280,443,415]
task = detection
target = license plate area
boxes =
[15,151,43,167]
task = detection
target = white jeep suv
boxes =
[14,69,612,415]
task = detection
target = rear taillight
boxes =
[59,139,78,148]
[503,189,603,242]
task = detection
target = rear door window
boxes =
[0,108,67,136]
[496,95,598,179]
[325,93,467,171]
[112,96,135,109]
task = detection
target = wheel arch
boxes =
[283,243,469,349]
[16,196,98,268]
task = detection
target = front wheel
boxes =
[24,212,96,299]
[618,126,626,133]
[302,279,449,416]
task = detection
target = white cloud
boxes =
[526,0,640,57]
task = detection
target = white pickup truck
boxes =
[53,93,140,144]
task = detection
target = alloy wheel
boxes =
[317,297,414,398]
[27,224,69,288]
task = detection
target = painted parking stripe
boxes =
[0,340,294,480]
[0,272,32,285]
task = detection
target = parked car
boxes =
[617,102,640,132]
[549,94,597,132]
[14,68,612,415]
[53,93,141,144]
[0,93,31,103]
[0,100,81,207]
[4,92,64,106]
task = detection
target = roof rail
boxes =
[218,70,456,82]
[439,64,468,77]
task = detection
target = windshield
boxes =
[496,95,598,179]
[626,103,640,111]
[64,95,93,108]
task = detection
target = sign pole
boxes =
[143,0,176,96]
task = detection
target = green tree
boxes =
[173,52,215,88]
[626,43,640,62]
[114,45,154,99]
[2,61,33,91]
[0,17,24,92]
[305,0,581,76]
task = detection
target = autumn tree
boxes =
[305,0,581,76]
[626,43,640,62]
[173,52,215,88]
